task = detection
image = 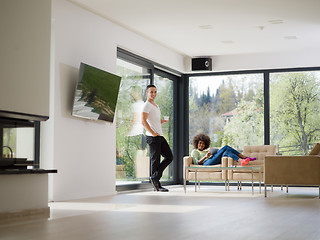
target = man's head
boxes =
[146,84,157,101]
[146,84,156,90]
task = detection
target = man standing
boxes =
[141,84,173,192]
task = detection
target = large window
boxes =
[188,69,320,158]
[189,74,264,152]
[270,71,320,155]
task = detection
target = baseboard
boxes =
[0,207,50,223]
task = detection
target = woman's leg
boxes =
[223,145,254,161]
[222,151,241,162]
[203,145,246,165]
[222,150,252,166]
[224,145,241,157]
[203,154,221,165]
[203,146,228,165]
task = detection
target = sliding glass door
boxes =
[116,59,150,185]
[116,56,177,186]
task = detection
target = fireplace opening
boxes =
[0,117,40,170]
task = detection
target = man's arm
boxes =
[141,112,160,136]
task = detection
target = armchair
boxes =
[264,143,320,198]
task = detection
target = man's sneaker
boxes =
[150,177,160,191]
[159,187,169,192]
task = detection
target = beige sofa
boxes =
[227,145,277,189]
[184,145,277,191]
[183,156,228,186]
[264,143,320,198]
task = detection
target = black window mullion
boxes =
[154,68,179,183]
[264,72,270,145]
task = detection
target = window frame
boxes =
[185,66,320,159]
[116,48,183,191]
[117,48,320,187]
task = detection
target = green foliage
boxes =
[154,77,174,146]
[222,99,264,149]
[270,72,320,155]
[189,71,320,156]
[3,128,16,156]
[115,64,148,179]
[189,74,264,151]
[215,79,237,115]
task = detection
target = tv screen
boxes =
[72,62,121,123]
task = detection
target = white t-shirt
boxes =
[141,101,163,136]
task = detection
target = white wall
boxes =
[0,175,48,213]
[0,0,51,117]
[47,0,184,201]
[185,48,320,73]
[212,49,320,72]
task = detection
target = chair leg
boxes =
[265,184,267,197]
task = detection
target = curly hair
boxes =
[192,133,211,150]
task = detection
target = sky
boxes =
[189,74,263,97]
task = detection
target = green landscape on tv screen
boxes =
[72,62,121,122]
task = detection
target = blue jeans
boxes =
[203,145,240,166]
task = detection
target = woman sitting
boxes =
[191,133,255,166]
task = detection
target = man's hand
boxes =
[161,119,169,124]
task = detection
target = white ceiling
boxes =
[69,0,320,57]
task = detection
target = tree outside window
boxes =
[270,71,320,155]
[189,74,264,152]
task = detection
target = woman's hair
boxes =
[192,133,211,149]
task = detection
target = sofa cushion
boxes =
[188,172,223,180]
[242,145,277,161]
[188,164,222,171]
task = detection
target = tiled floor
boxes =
[1,185,320,240]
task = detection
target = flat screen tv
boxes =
[72,62,121,123]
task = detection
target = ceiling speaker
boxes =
[192,58,212,71]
